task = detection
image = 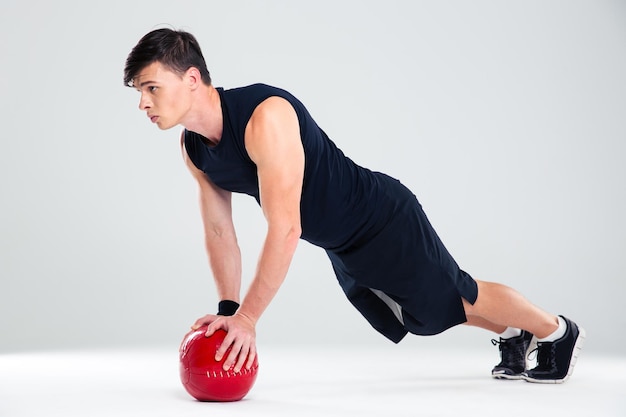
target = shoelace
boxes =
[491,338,525,364]
[491,338,511,352]
[527,341,554,368]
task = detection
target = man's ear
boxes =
[185,67,202,90]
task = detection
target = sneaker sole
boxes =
[523,327,586,384]
[492,372,524,380]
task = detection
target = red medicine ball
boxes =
[179,326,259,402]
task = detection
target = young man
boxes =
[124,28,585,383]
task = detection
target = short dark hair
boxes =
[123,28,212,87]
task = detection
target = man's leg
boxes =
[462,280,557,338]
[462,280,585,383]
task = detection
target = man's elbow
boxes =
[287,224,302,243]
[270,222,301,248]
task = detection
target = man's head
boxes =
[125,28,213,130]
[124,28,211,88]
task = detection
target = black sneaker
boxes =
[491,330,535,380]
[523,315,585,384]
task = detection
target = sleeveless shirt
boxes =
[184,84,477,342]
[184,84,403,251]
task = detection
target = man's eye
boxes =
[149,86,158,92]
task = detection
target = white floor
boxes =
[1,346,624,417]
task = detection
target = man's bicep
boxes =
[245,97,304,223]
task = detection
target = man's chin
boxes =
[156,121,176,130]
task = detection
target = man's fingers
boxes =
[205,318,226,338]
[214,328,235,362]
[228,340,249,373]
[222,339,241,371]
[216,333,254,373]
[191,314,217,330]
[245,344,257,370]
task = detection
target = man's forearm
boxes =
[237,225,300,324]
[206,236,242,302]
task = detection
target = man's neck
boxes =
[182,84,223,143]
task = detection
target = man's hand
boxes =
[191,313,257,373]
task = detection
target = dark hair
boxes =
[123,28,211,87]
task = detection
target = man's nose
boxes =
[138,93,151,110]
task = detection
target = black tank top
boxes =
[184,84,410,251]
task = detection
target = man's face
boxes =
[132,62,191,130]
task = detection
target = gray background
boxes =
[1,0,624,355]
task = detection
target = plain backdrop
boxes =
[1,0,624,356]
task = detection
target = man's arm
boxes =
[180,132,242,304]
[201,96,305,372]
[237,95,304,324]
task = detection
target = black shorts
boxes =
[326,175,478,342]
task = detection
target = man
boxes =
[124,28,584,384]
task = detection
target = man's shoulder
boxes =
[227,83,300,97]
[222,83,288,96]
[220,84,300,115]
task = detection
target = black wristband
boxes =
[217,300,240,316]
